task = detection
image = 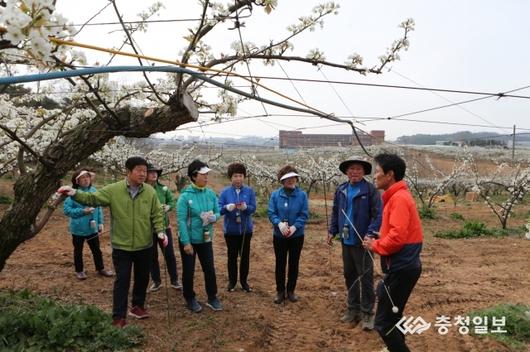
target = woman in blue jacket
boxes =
[268,165,308,304]
[219,162,257,293]
[63,168,113,280]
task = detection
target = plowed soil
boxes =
[1,195,529,351]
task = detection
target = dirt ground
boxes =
[1,193,529,352]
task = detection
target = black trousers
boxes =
[273,236,304,293]
[224,233,252,286]
[111,247,152,319]
[150,228,178,284]
[179,241,218,301]
[72,233,104,273]
[342,244,375,314]
[374,266,422,352]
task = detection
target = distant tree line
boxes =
[396,130,530,145]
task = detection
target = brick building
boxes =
[279,130,384,148]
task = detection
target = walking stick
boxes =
[160,243,171,330]
[322,174,332,273]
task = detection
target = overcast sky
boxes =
[54,0,530,141]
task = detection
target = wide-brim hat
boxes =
[339,157,372,175]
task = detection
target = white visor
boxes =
[75,170,95,181]
[280,171,300,181]
[197,166,212,174]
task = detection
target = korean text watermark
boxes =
[396,315,507,335]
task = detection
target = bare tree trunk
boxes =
[0,96,196,272]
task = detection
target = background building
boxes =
[279,130,385,148]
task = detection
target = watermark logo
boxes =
[395,315,507,335]
[396,316,431,335]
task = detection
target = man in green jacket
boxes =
[58,156,166,328]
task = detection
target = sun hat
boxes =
[339,157,372,175]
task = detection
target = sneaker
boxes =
[287,291,299,302]
[186,298,202,313]
[206,297,223,311]
[361,313,375,330]
[241,283,253,293]
[98,269,113,277]
[149,282,161,292]
[76,271,87,280]
[340,309,359,323]
[273,292,285,304]
[226,283,236,292]
[170,281,182,290]
[111,318,127,328]
[129,306,149,319]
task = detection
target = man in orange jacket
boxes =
[363,153,422,352]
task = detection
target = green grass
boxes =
[468,304,530,350]
[253,204,269,218]
[435,221,498,239]
[419,206,437,219]
[0,195,12,204]
[450,212,465,221]
[0,289,143,352]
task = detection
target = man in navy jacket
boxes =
[327,157,382,330]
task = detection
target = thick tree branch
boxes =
[0,92,198,271]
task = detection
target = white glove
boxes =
[287,225,297,237]
[207,214,216,223]
[200,211,214,226]
[278,222,289,236]
[200,212,208,225]
[163,204,171,213]
[83,207,95,215]
[225,203,236,212]
[157,232,168,247]
[57,185,76,196]
[98,224,104,233]
[238,202,247,211]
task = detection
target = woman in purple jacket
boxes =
[219,163,257,292]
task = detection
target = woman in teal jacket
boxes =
[177,160,222,313]
[268,165,308,304]
[63,168,113,280]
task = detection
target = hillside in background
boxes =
[396,130,530,145]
